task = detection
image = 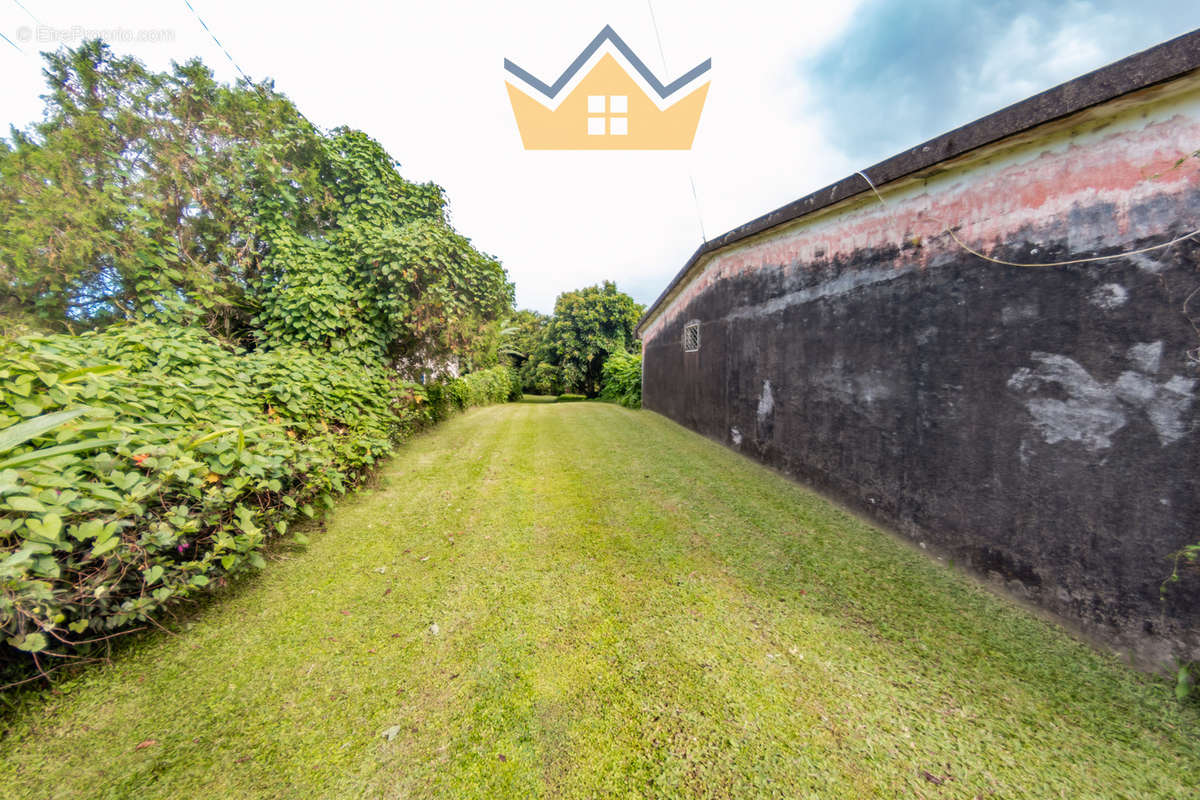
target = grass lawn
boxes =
[2,403,1196,798]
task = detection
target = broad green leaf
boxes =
[91,536,121,557]
[9,632,48,652]
[0,408,94,454]
[32,555,61,578]
[0,438,122,470]
[6,495,46,513]
[26,513,63,541]
[60,364,125,383]
[13,401,43,418]
[70,520,105,541]
[0,547,35,572]
[188,427,238,447]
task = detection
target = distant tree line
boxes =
[503,281,643,397]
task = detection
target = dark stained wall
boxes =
[640,77,1200,667]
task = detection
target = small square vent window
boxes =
[683,320,700,352]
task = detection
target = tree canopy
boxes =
[517,282,642,397]
[0,40,513,368]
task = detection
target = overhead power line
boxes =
[11,0,40,25]
[0,30,24,55]
[181,0,250,82]
[645,0,708,244]
[179,0,322,133]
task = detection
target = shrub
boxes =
[556,394,587,403]
[599,350,642,409]
[424,366,519,420]
[505,367,523,402]
[458,367,515,407]
[528,362,562,396]
[0,324,513,679]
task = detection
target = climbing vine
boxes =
[0,41,519,683]
[0,40,513,366]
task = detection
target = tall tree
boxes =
[0,40,513,369]
[0,41,323,336]
[544,282,642,396]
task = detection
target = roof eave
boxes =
[636,27,1200,337]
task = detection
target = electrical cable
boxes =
[0,30,24,55]
[646,0,708,243]
[688,174,707,242]
[854,168,1200,268]
[179,0,320,132]
[181,0,250,83]
[10,0,39,25]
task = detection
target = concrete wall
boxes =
[639,62,1200,667]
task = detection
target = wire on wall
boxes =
[854,168,1200,269]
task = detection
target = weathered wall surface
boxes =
[640,76,1200,667]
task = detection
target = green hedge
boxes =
[423,366,521,420]
[0,324,516,678]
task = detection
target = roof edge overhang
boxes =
[635,27,1200,337]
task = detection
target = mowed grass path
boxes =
[2,403,1197,798]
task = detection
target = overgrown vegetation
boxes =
[0,40,512,368]
[0,42,520,680]
[599,349,642,408]
[0,323,516,679]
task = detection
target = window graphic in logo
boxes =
[505,26,710,150]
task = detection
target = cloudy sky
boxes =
[2,1,1198,312]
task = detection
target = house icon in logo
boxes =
[505,26,711,150]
